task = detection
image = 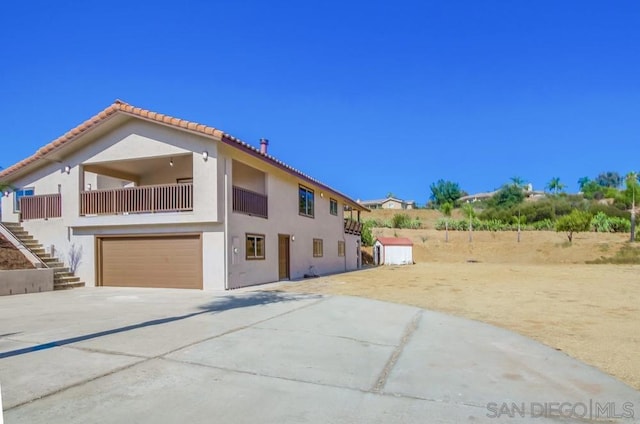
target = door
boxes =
[278,234,290,280]
[97,234,202,289]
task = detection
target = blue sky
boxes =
[1,1,638,205]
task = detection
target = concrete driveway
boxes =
[0,288,638,423]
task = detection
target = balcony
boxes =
[80,183,193,216]
[20,194,62,221]
[232,186,268,218]
[344,218,362,235]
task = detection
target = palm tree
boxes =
[510,176,525,188]
[546,177,566,195]
[440,202,453,242]
[577,176,590,192]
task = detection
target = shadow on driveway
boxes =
[0,291,319,359]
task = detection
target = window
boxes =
[338,241,345,257]
[299,185,314,217]
[14,187,35,212]
[313,238,323,257]
[246,234,265,260]
[330,198,338,216]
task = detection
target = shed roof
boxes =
[375,237,413,246]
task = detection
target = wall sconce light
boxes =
[3,191,9,197]
[63,165,71,174]
[169,158,174,167]
[320,192,324,198]
[291,235,295,242]
[86,183,92,190]
[202,151,209,161]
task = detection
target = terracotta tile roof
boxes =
[0,100,367,211]
[375,237,413,246]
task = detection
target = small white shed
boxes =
[373,237,413,265]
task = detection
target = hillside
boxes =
[361,208,632,265]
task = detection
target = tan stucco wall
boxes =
[381,199,403,209]
[224,147,360,287]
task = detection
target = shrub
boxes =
[591,212,612,233]
[392,213,411,229]
[588,203,630,219]
[610,217,631,233]
[556,210,592,242]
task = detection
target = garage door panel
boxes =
[99,235,202,289]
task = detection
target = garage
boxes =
[97,234,202,289]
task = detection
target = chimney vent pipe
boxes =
[259,138,269,155]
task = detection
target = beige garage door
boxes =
[98,235,202,289]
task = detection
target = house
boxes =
[0,100,367,290]
[358,197,415,210]
[373,237,413,265]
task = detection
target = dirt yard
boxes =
[0,234,34,270]
[274,211,640,390]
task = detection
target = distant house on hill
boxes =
[459,184,545,203]
[358,197,416,210]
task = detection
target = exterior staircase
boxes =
[1,222,85,290]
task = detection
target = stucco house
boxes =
[0,100,366,290]
[358,197,415,210]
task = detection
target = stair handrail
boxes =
[0,222,48,269]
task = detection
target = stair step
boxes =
[55,275,80,282]
[51,267,70,273]
[2,223,23,229]
[54,281,85,290]
[44,262,65,268]
[54,272,75,278]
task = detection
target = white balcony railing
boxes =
[80,183,193,216]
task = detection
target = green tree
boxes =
[581,180,605,200]
[556,210,592,243]
[546,177,566,195]
[596,171,622,188]
[489,184,525,209]
[429,179,462,207]
[361,220,374,247]
[386,192,395,198]
[440,202,453,242]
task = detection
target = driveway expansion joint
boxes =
[371,310,422,393]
